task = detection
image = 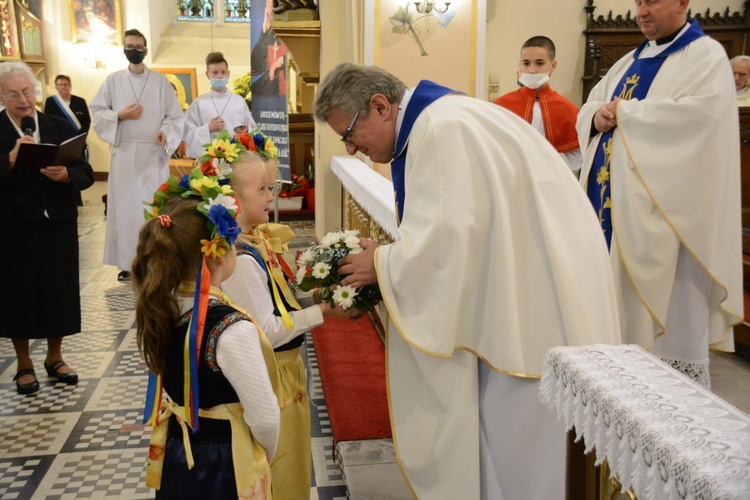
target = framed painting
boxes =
[152,68,199,112]
[70,0,122,45]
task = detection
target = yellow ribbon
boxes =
[176,283,284,408]
[238,224,302,330]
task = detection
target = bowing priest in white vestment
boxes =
[314,62,621,500]
[577,0,743,388]
[183,51,256,159]
[90,28,184,281]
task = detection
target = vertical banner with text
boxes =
[251,0,291,181]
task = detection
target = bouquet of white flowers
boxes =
[295,229,382,311]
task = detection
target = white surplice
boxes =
[577,30,743,384]
[183,90,256,159]
[90,67,185,271]
[376,95,621,499]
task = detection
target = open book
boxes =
[14,132,87,172]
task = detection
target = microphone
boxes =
[21,116,35,137]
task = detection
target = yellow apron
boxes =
[146,398,272,498]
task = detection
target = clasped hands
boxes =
[594,97,621,134]
[119,102,168,145]
[208,118,249,134]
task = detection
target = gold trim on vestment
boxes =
[383,315,419,500]
[616,128,743,346]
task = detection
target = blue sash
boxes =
[391,80,461,223]
[586,22,705,248]
[52,94,81,133]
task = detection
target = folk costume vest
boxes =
[145,300,273,499]
[586,22,705,248]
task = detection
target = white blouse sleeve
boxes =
[215,320,280,459]
[222,254,323,349]
[296,289,317,308]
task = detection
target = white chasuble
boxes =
[183,91,256,159]
[376,95,621,499]
[91,67,185,271]
[577,35,743,365]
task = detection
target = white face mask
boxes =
[518,72,550,90]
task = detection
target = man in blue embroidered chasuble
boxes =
[577,0,743,388]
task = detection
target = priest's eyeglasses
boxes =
[2,89,34,101]
[124,44,147,52]
[340,111,360,145]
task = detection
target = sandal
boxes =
[44,360,79,385]
[13,368,40,395]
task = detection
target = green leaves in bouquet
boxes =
[295,230,383,312]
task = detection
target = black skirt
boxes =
[0,218,81,339]
[156,417,238,500]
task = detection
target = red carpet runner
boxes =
[312,316,392,442]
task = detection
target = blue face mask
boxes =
[210,77,229,90]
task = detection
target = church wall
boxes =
[315,1,361,240]
[370,0,479,95]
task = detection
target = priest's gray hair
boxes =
[730,55,750,68]
[313,62,406,122]
[0,61,38,88]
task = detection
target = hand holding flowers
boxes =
[296,230,382,311]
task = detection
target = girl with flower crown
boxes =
[222,146,355,498]
[132,181,280,499]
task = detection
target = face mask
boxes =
[518,72,550,90]
[124,49,146,65]
[210,77,229,90]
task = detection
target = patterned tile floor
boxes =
[0,182,346,499]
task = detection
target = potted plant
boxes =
[277,173,309,210]
[231,72,252,111]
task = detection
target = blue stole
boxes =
[586,22,705,249]
[391,80,461,223]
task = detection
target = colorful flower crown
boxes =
[198,128,278,178]
[144,169,241,258]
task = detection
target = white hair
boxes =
[0,61,38,88]
[730,55,750,68]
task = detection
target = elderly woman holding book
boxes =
[0,61,93,395]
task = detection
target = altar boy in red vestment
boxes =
[495,35,582,174]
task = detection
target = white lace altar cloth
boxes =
[330,156,399,240]
[539,344,750,500]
